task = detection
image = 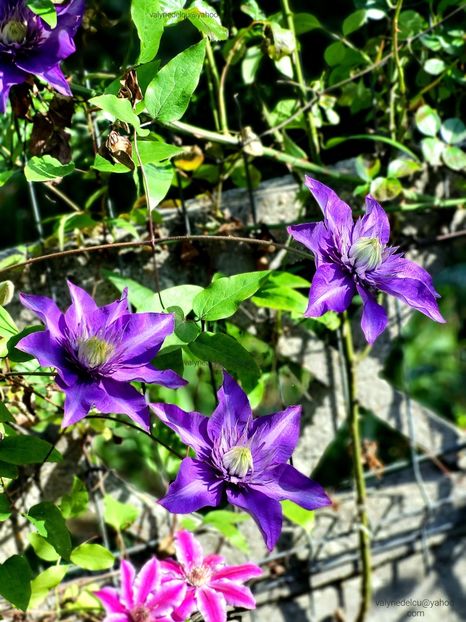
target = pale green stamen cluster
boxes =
[0,21,28,44]
[349,236,383,271]
[77,336,114,369]
[222,445,253,478]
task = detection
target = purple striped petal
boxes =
[0,62,27,112]
[252,464,331,511]
[250,406,301,465]
[208,579,257,609]
[172,588,197,621]
[352,196,390,245]
[147,579,186,614]
[159,458,223,514]
[197,586,227,622]
[287,222,328,259]
[306,263,355,316]
[304,177,353,245]
[111,312,175,364]
[64,281,99,332]
[18,292,62,337]
[134,558,160,605]
[60,380,106,427]
[120,560,136,609]
[16,330,65,370]
[356,285,388,344]
[97,378,151,431]
[151,403,211,456]
[110,365,186,389]
[207,372,252,442]
[226,487,282,551]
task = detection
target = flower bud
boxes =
[349,237,382,271]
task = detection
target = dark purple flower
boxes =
[160,530,262,622]
[288,177,445,343]
[152,372,330,550]
[0,0,84,112]
[16,281,186,430]
[95,558,186,622]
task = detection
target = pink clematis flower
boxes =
[95,558,186,622]
[161,530,263,622]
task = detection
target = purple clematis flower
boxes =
[152,372,330,550]
[16,281,186,430]
[160,530,262,622]
[288,177,445,343]
[95,558,186,622]
[0,0,84,112]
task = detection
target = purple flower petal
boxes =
[207,372,252,442]
[356,285,388,344]
[304,177,353,244]
[252,463,331,511]
[111,312,175,364]
[147,579,187,615]
[197,586,227,622]
[104,614,129,622]
[287,222,328,258]
[352,196,390,245]
[151,403,211,456]
[18,292,62,337]
[61,380,106,427]
[305,263,355,316]
[120,560,136,609]
[97,378,151,431]
[94,588,126,614]
[64,281,99,332]
[111,366,186,389]
[208,579,257,609]
[371,256,445,323]
[134,558,160,605]
[35,65,71,96]
[250,406,301,465]
[160,559,184,579]
[172,588,197,622]
[174,530,204,570]
[0,62,27,112]
[159,458,223,514]
[212,563,262,583]
[15,330,65,370]
[226,487,282,551]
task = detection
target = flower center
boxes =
[349,237,383,272]
[130,606,151,622]
[77,336,114,369]
[222,445,253,478]
[0,20,28,44]
[186,565,212,587]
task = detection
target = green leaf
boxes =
[144,162,174,210]
[415,105,441,137]
[0,555,32,611]
[25,155,75,182]
[145,40,206,123]
[188,331,260,391]
[0,493,11,521]
[203,510,250,553]
[293,13,321,35]
[440,118,466,145]
[252,286,308,314]
[29,565,69,609]
[7,325,43,363]
[241,46,262,85]
[0,462,18,479]
[89,95,149,136]
[60,477,89,519]
[0,304,17,338]
[26,0,57,28]
[70,543,115,571]
[369,177,403,201]
[28,533,61,562]
[0,170,15,187]
[398,10,427,39]
[0,280,14,306]
[104,272,203,315]
[0,435,62,465]
[342,9,367,36]
[324,41,346,66]
[131,0,164,63]
[135,139,184,163]
[193,271,269,321]
[27,502,72,560]
[103,495,140,531]
[187,2,229,41]
[387,158,423,178]
[0,402,13,423]
[423,58,446,75]
[92,154,130,174]
[421,137,445,166]
[282,500,315,532]
[442,145,466,171]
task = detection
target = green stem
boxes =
[391,0,407,140]
[280,0,321,162]
[166,120,358,182]
[204,39,222,133]
[342,313,372,622]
